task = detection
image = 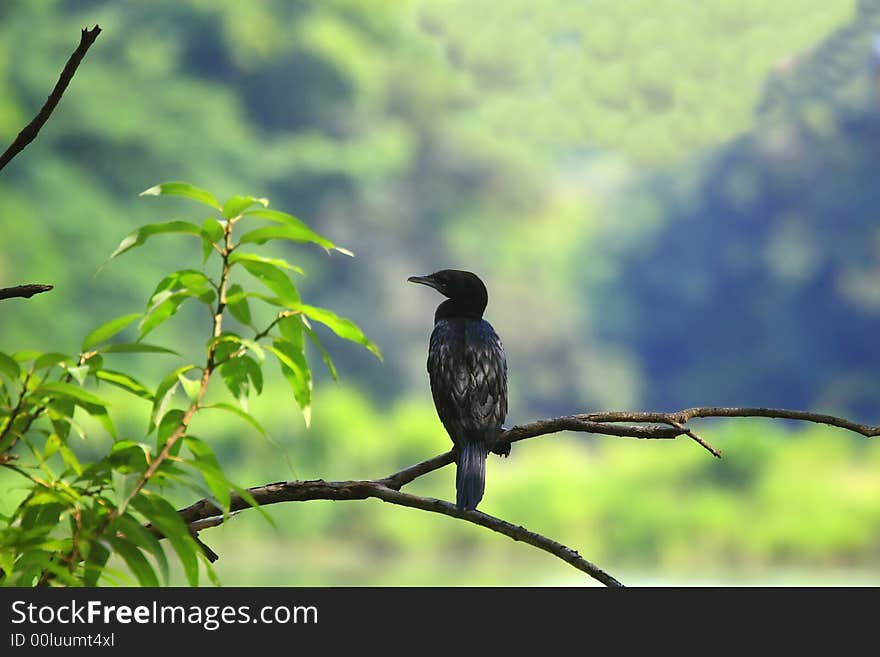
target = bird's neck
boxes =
[434,298,485,323]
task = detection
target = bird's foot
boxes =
[491,440,512,457]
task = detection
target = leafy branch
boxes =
[0,182,379,586]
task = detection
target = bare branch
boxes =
[165,404,877,587]
[0,284,53,301]
[0,25,102,172]
[176,479,623,587]
[579,407,880,438]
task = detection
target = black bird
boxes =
[408,269,508,511]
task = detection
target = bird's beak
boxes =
[407,275,440,291]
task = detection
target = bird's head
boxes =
[408,269,488,318]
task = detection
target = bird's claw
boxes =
[491,441,512,457]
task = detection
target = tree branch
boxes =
[0,25,101,172]
[0,284,53,301]
[175,479,623,587]
[166,405,877,587]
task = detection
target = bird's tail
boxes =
[456,441,488,511]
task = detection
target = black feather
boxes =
[409,269,508,511]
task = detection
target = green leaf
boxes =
[238,223,335,251]
[99,343,178,355]
[111,470,139,513]
[95,369,153,400]
[201,402,267,436]
[150,365,196,431]
[46,398,76,441]
[278,314,303,346]
[65,364,89,386]
[140,182,222,211]
[82,540,111,587]
[34,352,72,371]
[219,357,250,409]
[242,354,263,394]
[12,350,42,362]
[296,304,382,360]
[109,441,150,475]
[140,270,215,340]
[131,494,200,586]
[223,195,268,219]
[177,372,201,401]
[109,221,202,259]
[236,260,300,307]
[109,538,159,587]
[138,292,187,340]
[116,513,170,585]
[201,218,224,263]
[184,436,231,511]
[267,340,312,426]
[82,313,142,351]
[57,439,83,476]
[240,337,265,362]
[139,270,216,338]
[228,251,304,274]
[0,352,21,380]
[35,381,108,408]
[303,322,338,380]
[157,409,185,445]
[225,284,252,326]
[202,217,224,242]
[81,400,117,438]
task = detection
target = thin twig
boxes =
[0,284,53,301]
[0,26,102,172]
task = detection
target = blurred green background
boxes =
[3,0,880,585]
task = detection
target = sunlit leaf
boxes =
[80,400,117,438]
[150,365,196,431]
[228,251,304,274]
[223,195,268,219]
[295,304,382,360]
[140,270,215,339]
[201,218,224,263]
[184,436,231,511]
[156,408,186,456]
[99,343,178,355]
[95,369,153,400]
[35,382,107,408]
[235,260,300,307]
[267,340,312,426]
[109,221,202,260]
[109,441,150,474]
[139,182,222,211]
[177,372,201,401]
[238,223,335,251]
[225,284,252,326]
[82,313,142,351]
[34,352,71,371]
[303,320,338,380]
[64,364,89,386]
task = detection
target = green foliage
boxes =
[0,182,378,586]
[1,0,876,586]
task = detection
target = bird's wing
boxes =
[428,319,507,445]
